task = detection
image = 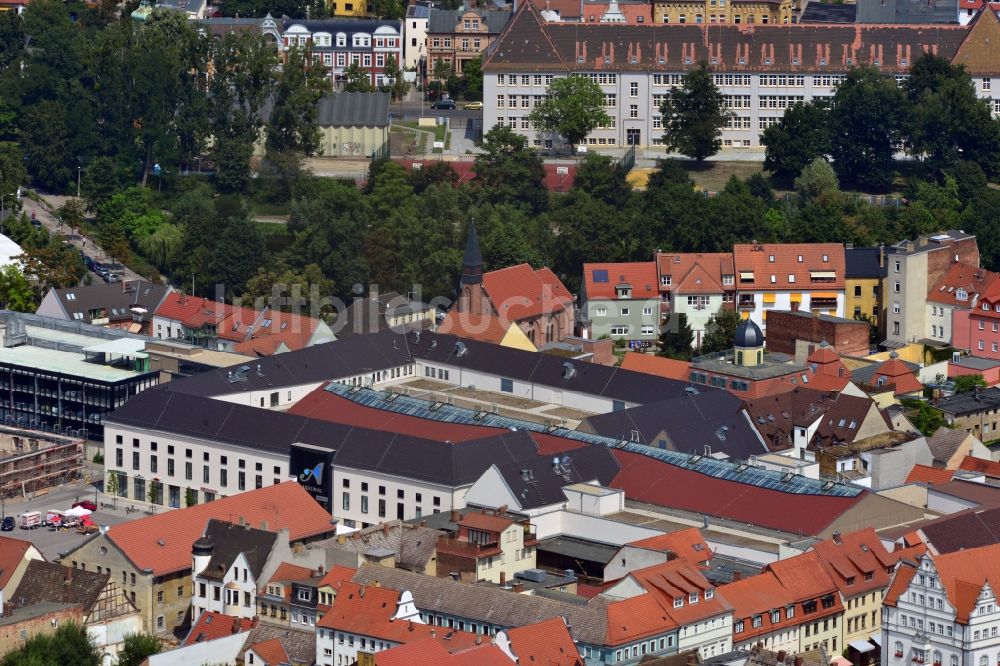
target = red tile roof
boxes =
[584,262,659,300]
[718,572,793,642]
[915,544,1000,623]
[452,645,518,666]
[882,564,917,610]
[927,262,999,307]
[267,562,315,585]
[106,482,332,576]
[605,593,679,644]
[619,353,691,380]
[732,244,846,291]
[319,564,358,590]
[610,449,865,535]
[766,551,841,604]
[958,455,1000,478]
[155,293,237,330]
[905,464,956,486]
[181,611,254,646]
[871,358,924,395]
[506,616,583,665]
[657,253,734,295]
[809,528,898,597]
[628,528,712,566]
[377,638,456,666]
[459,512,514,533]
[438,311,519,346]
[483,264,573,322]
[0,536,33,591]
[247,637,289,665]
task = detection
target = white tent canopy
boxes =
[64,505,92,518]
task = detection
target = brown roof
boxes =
[915,507,1000,554]
[951,7,1000,75]
[103,482,333,576]
[926,427,973,466]
[485,3,971,74]
[182,611,255,646]
[905,464,956,486]
[438,311,517,346]
[808,528,899,597]
[733,244,845,292]
[483,264,573,322]
[959,455,1000,477]
[7,561,116,617]
[743,387,879,451]
[459,512,515,533]
[657,253,734,296]
[929,478,1000,509]
[927,262,1000,307]
[0,536,34,591]
[310,520,444,571]
[241,623,316,664]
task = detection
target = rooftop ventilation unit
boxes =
[455,341,467,357]
[562,362,576,380]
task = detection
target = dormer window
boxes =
[674,597,684,608]
[705,588,714,599]
[617,286,632,298]
[689,593,699,603]
[957,288,968,301]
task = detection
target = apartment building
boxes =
[653,0,793,25]
[845,247,885,324]
[732,243,846,331]
[882,232,980,348]
[426,6,510,77]
[657,252,735,347]
[581,262,660,348]
[926,263,997,348]
[766,551,846,654]
[721,571,800,653]
[882,544,1000,666]
[483,5,1000,150]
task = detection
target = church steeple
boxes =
[461,220,484,286]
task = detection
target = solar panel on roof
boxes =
[592,269,609,283]
[325,383,863,498]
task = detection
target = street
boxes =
[18,196,144,283]
[4,474,137,562]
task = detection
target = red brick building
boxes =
[764,310,870,357]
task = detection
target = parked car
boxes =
[462,101,483,110]
[82,255,94,270]
[72,500,97,512]
[431,99,456,110]
[103,272,121,284]
[1,517,14,531]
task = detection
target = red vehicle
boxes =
[72,500,97,512]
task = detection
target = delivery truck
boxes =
[19,511,41,529]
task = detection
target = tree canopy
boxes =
[528,76,610,152]
[659,62,730,162]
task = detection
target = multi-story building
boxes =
[482,5,1000,150]
[845,247,885,324]
[403,3,430,69]
[767,551,846,654]
[882,543,1000,666]
[279,19,403,87]
[882,232,980,348]
[732,243,846,331]
[657,252,735,347]
[435,511,537,584]
[36,280,172,335]
[938,263,1000,352]
[426,6,510,77]
[580,262,660,349]
[653,0,793,26]
[935,387,1000,443]
[721,570,800,652]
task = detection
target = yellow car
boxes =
[462,101,484,110]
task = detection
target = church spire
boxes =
[461,220,483,286]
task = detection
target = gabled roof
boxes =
[927,262,999,308]
[491,445,620,509]
[47,281,170,325]
[929,543,1000,623]
[483,263,573,322]
[808,528,898,596]
[0,536,34,591]
[100,482,332,576]
[916,507,1000,555]
[7,561,116,617]
[718,572,793,640]
[427,7,511,33]
[766,551,840,603]
[580,390,767,460]
[240,623,316,664]
[198,519,278,582]
[247,638,289,666]
[154,293,239,330]
[311,521,444,571]
[868,357,924,395]
[267,562,315,586]
[743,388,881,450]
[905,464,956,486]
[619,353,691,380]
[936,386,1000,416]
[583,262,659,300]
[958,455,1000,477]
[657,253,734,295]
[927,427,974,466]
[951,6,1000,75]
[182,611,255,646]
[316,92,390,127]
[610,559,732,628]
[627,528,712,566]
[733,244,845,291]
[506,616,583,666]
[437,311,519,346]
[482,2,568,72]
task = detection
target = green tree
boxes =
[205,217,268,296]
[137,223,185,272]
[382,55,409,101]
[473,125,548,214]
[0,265,37,312]
[700,308,741,354]
[432,59,452,82]
[20,100,73,190]
[0,11,24,70]
[0,622,101,666]
[794,158,840,201]
[529,75,610,153]
[902,399,948,437]
[343,61,375,93]
[762,101,831,184]
[573,153,632,208]
[104,470,120,500]
[266,46,332,155]
[114,633,161,666]
[0,145,27,205]
[371,0,403,18]
[829,66,907,191]
[659,62,730,162]
[658,313,693,360]
[905,54,1000,175]
[81,156,128,212]
[953,374,986,394]
[185,487,196,507]
[461,56,483,101]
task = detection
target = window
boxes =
[630,81,638,97]
[342,493,350,511]
[984,78,992,91]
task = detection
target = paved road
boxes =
[5,474,137,561]
[19,196,144,283]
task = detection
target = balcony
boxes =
[436,537,502,559]
[737,297,756,311]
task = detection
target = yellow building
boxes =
[654,0,792,24]
[328,0,369,18]
[845,247,884,326]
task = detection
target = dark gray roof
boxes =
[281,18,401,34]
[927,427,972,465]
[856,0,957,23]
[428,7,510,33]
[47,281,171,325]
[406,4,431,18]
[798,2,857,23]
[317,92,390,128]
[335,292,433,338]
[844,248,886,279]
[535,535,619,564]
[199,519,278,582]
[8,561,112,615]
[493,445,619,509]
[580,390,767,460]
[935,387,1000,417]
[951,356,1000,371]
[165,328,696,406]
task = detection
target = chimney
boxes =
[369,283,379,300]
[383,523,390,536]
[795,658,804,666]
[845,242,853,250]
[732,571,742,581]
[832,531,842,545]
[64,567,73,584]
[231,617,240,632]
[359,585,366,598]
[500,571,506,586]
[450,509,459,523]
[687,653,699,665]
[260,520,268,531]
[420,520,427,527]
[476,635,482,645]
[512,582,524,593]
[778,651,787,663]
[498,504,508,517]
